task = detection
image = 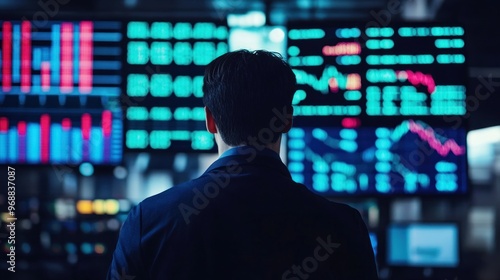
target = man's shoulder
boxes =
[296,184,359,215]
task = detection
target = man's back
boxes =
[108,148,378,279]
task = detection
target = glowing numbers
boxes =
[288,46,300,56]
[344,90,362,101]
[335,28,361,38]
[173,76,192,97]
[435,161,458,173]
[127,107,148,121]
[150,107,172,121]
[127,74,148,96]
[293,105,361,116]
[366,54,434,65]
[126,130,148,149]
[288,128,305,138]
[435,39,465,49]
[150,22,172,39]
[127,42,149,64]
[150,131,171,149]
[366,27,394,37]
[431,26,464,36]
[173,22,192,40]
[127,74,203,98]
[366,69,397,83]
[150,74,172,97]
[399,27,464,37]
[366,39,394,49]
[336,55,361,65]
[127,21,149,39]
[192,131,214,150]
[150,42,172,65]
[436,54,465,64]
[289,162,305,173]
[193,42,216,65]
[289,56,324,66]
[288,150,305,161]
[288,29,326,40]
[288,139,306,150]
[173,42,192,65]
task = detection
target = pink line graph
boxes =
[408,120,465,156]
[396,70,436,94]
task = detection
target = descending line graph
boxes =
[293,65,361,93]
[408,120,464,156]
[379,120,465,156]
[396,70,436,94]
[366,69,437,94]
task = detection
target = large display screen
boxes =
[286,21,468,195]
[0,18,229,164]
[387,223,459,267]
[124,20,228,152]
[0,20,123,164]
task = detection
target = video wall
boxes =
[286,21,468,195]
[0,18,468,195]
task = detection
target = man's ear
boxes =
[282,106,293,133]
[205,107,218,134]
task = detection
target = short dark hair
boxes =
[202,50,296,146]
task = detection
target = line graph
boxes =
[378,120,465,156]
[293,65,361,93]
[408,120,464,156]
[396,70,436,94]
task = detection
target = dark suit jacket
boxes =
[108,146,378,280]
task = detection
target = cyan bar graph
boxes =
[26,123,40,163]
[0,111,122,164]
[50,123,62,162]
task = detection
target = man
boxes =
[108,50,378,280]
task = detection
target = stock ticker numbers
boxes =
[287,22,468,195]
[0,20,123,164]
[125,21,228,152]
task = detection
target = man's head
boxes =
[202,50,296,148]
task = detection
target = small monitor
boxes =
[387,223,459,267]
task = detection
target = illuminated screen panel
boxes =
[0,20,123,165]
[124,20,228,152]
[387,223,459,267]
[287,122,467,195]
[286,21,468,195]
[287,22,467,125]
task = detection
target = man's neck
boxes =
[217,140,281,157]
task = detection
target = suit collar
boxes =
[204,146,291,178]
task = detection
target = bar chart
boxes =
[0,20,122,97]
[0,110,122,164]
